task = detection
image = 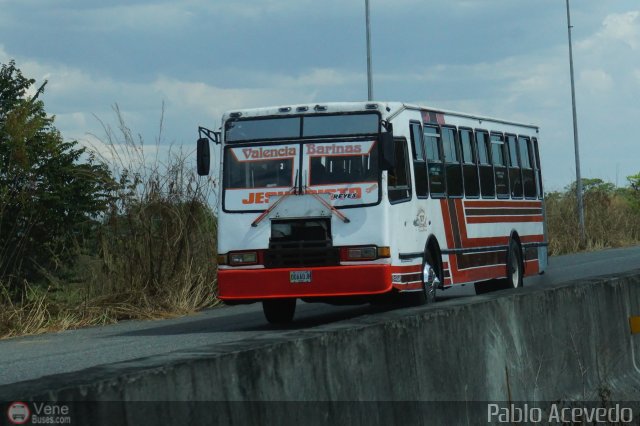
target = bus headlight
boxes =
[228,251,259,266]
[340,246,389,261]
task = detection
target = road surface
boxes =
[0,245,639,387]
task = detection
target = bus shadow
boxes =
[110,303,401,337]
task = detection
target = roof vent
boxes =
[314,105,327,112]
[229,112,242,118]
[365,103,378,110]
[296,106,309,112]
[278,107,291,113]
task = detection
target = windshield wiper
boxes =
[302,186,350,224]
[251,170,351,227]
[251,170,299,228]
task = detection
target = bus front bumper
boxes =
[217,264,392,300]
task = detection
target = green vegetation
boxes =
[0,60,115,292]
[1,61,217,338]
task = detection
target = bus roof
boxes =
[221,101,539,131]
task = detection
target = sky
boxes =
[1,0,639,191]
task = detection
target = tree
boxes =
[628,173,640,193]
[565,178,615,195]
[0,60,115,294]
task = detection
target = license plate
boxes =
[290,270,312,283]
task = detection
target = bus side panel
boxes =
[439,198,545,285]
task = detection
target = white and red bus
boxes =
[197,102,547,323]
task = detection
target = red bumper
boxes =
[218,264,392,300]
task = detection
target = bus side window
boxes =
[387,138,412,203]
[476,130,495,198]
[532,137,543,199]
[519,136,536,199]
[442,126,463,197]
[491,133,510,198]
[424,126,445,198]
[410,122,428,198]
[460,128,479,197]
[507,134,523,198]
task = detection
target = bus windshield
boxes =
[223,140,380,211]
[305,141,378,186]
[225,144,297,190]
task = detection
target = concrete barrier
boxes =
[2,270,640,425]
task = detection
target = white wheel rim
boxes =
[511,252,520,287]
[423,262,437,299]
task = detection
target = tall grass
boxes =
[87,105,219,315]
[0,106,219,338]
[546,187,640,255]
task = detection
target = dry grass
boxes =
[546,189,640,255]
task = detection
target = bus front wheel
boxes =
[404,249,439,306]
[262,299,296,324]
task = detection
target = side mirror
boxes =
[379,131,395,171]
[197,138,210,176]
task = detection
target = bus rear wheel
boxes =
[474,239,523,294]
[262,299,296,324]
[505,239,524,289]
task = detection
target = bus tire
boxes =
[262,299,296,324]
[404,249,439,306]
[475,239,523,294]
[422,249,439,303]
[505,238,524,289]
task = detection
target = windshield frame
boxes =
[221,136,383,214]
[224,111,381,144]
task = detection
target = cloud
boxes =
[71,3,196,33]
[578,69,613,93]
[577,11,640,51]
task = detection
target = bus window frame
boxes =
[476,129,496,199]
[506,132,524,199]
[410,120,429,199]
[441,125,463,199]
[458,126,480,199]
[387,137,413,205]
[519,135,537,200]
[491,131,510,199]
[424,124,445,199]
[532,137,544,199]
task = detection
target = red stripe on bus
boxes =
[466,216,544,224]
[463,200,542,208]
[391,265,422,273]
[521,234,545,243]
[454,265,507,283]
[440,199,456,249]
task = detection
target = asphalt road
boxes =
[1,245,639,387]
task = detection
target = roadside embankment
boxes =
[2,270,640,425]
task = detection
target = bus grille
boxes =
[265,240,339,268]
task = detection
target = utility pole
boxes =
[365,0,373,101]
[566,0,586,244]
